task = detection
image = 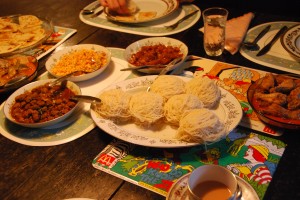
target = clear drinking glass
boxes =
[203,7,228,56]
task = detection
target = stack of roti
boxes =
[0,15,47,54]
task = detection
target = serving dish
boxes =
[90,75,243,148]
[45,44,111,82]
[0,54,38,93]
[124,37,188,74]
[4,79,81,128]
[0,49,132,146]
[247,73,300,129]
[0,14,53,57]
[104,0,179,24]
[280,23,300,59]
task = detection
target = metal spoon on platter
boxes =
[70,95,102,104]
[243,25,271,51]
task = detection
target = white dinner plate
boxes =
[240,21,300,74]
[90,75,243,148]
[80,3,201,37]
[104,0,179,24]
[166,172,259,200]
[280,23,300,59]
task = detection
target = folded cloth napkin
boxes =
[199,12,255,55]
[225,12,254,54]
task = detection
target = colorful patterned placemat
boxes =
[92,126,286,200]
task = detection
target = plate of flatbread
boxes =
[0,14,53,56]
[104,0,179,24]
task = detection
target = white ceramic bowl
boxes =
[124,37,188,74]
[4,79,81,128]
[46,44,111,82]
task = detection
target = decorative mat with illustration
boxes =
[92,126,286,200]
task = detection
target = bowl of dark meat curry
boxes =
[247,73,300,129]
[0,54,38,93]
[4,79,81,128]
[124,37,188,74]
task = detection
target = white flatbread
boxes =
[0,15,46,54]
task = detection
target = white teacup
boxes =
[188,165,241,200]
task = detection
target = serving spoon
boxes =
[70,95,102,104]
[47,71,82,87]
[146,57,182,92]
[243,25,271,51]
[121,57,183,71]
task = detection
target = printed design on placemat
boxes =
[92,127,286,199]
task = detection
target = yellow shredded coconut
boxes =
[50,49,108,76]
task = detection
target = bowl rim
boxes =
[45,44,112,82]
[0,55,39,93]
[247,77,300,129]
[4,79,81,128]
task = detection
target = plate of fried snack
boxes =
[247,73,300,129]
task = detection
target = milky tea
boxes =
[192,180,232,200]
[188,165,239,200]
[203,8,228,56]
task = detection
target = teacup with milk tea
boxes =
[188,165,241,200]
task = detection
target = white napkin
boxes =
[199,12,255,55]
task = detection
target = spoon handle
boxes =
[48,71,79,86]
[71,95,102,104]
[253,25,271,43]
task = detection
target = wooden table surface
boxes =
[0,0,299,199]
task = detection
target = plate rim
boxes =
[90,75,243,148]
[280,23,300,59]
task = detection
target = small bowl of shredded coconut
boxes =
[46,44,111,82]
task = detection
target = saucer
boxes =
[166,172,259,200]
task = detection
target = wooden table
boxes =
[1,0,299,199]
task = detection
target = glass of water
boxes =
[203,7,228,56]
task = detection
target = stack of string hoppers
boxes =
[94,75,226,143]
